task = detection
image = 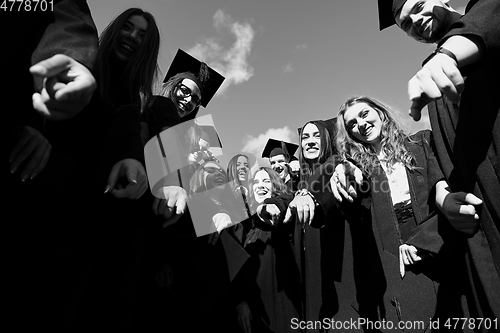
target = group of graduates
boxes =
[3,0,499,332]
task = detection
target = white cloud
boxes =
[283,63,294,73]
[186,10,255,96]
[241,126,298,168]
[295,43,308,51]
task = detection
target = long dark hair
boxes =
[336,96,416,177]
[298,120,333,183]
[248,167,289,209]
[227,153,251,195]
[95,8,160,111]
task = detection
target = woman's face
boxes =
[174,79,202,118]
[301,123,321,160]
[236,156,249,182]
[343,102,383,149]
[253,170,273,204]
[114,15,148,64]
[203,162,227,191]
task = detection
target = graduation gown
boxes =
[427,0,500,323]
[156,191,250,332]
[3,2,98,331]
[231,195,303,333]
[302,156,367,333]
[310,130,470,332]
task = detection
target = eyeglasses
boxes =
[177,83,202,107]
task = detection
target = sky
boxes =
[87,0,469,169]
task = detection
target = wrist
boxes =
[434,180,449,211]
[439,35,483,67]
[422,47,458,67]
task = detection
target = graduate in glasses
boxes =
[142,49,225,221]
[161,48,224,121]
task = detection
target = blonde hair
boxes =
[336,96,416,177]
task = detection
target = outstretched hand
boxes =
[105,158,148,200]
[284,194,315,225]
[399,244,425,278]
[331,160,363,203]
[257,204,281,226]
[9,126,52,181]
[407,53,463,121]
[30,54,96,121]
[152,186,188,228]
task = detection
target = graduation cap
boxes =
[163,49,225,108]
[378,0,407,30]
[262,138,299,161]
[199,124,222,148]
[297,118,337,139]
[297,117,339,154]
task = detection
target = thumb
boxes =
[353,166,364,185]
[283,207,292,224]
[399,249,405,279]
[30,54,72,78]
[464,193,482,206]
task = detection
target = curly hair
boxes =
[298,120,333,183]
[336,96,417,178]
[95,8,160,111]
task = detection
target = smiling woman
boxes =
[332,95,473,330]
[160,49,225,121]
[95,8,160,110]
[230,166,299,333]
[113,15,148,63]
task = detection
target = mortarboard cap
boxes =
[163,49,225,108]
[378,0,407,31]
[297,118,337,140]
[297,117,339,154]
[261,138,299,160]
[199,124,222,148]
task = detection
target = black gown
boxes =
[427,0,500,323]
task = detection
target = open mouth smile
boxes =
[256,189,269,196]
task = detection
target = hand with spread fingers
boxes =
[330,160,364,203]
